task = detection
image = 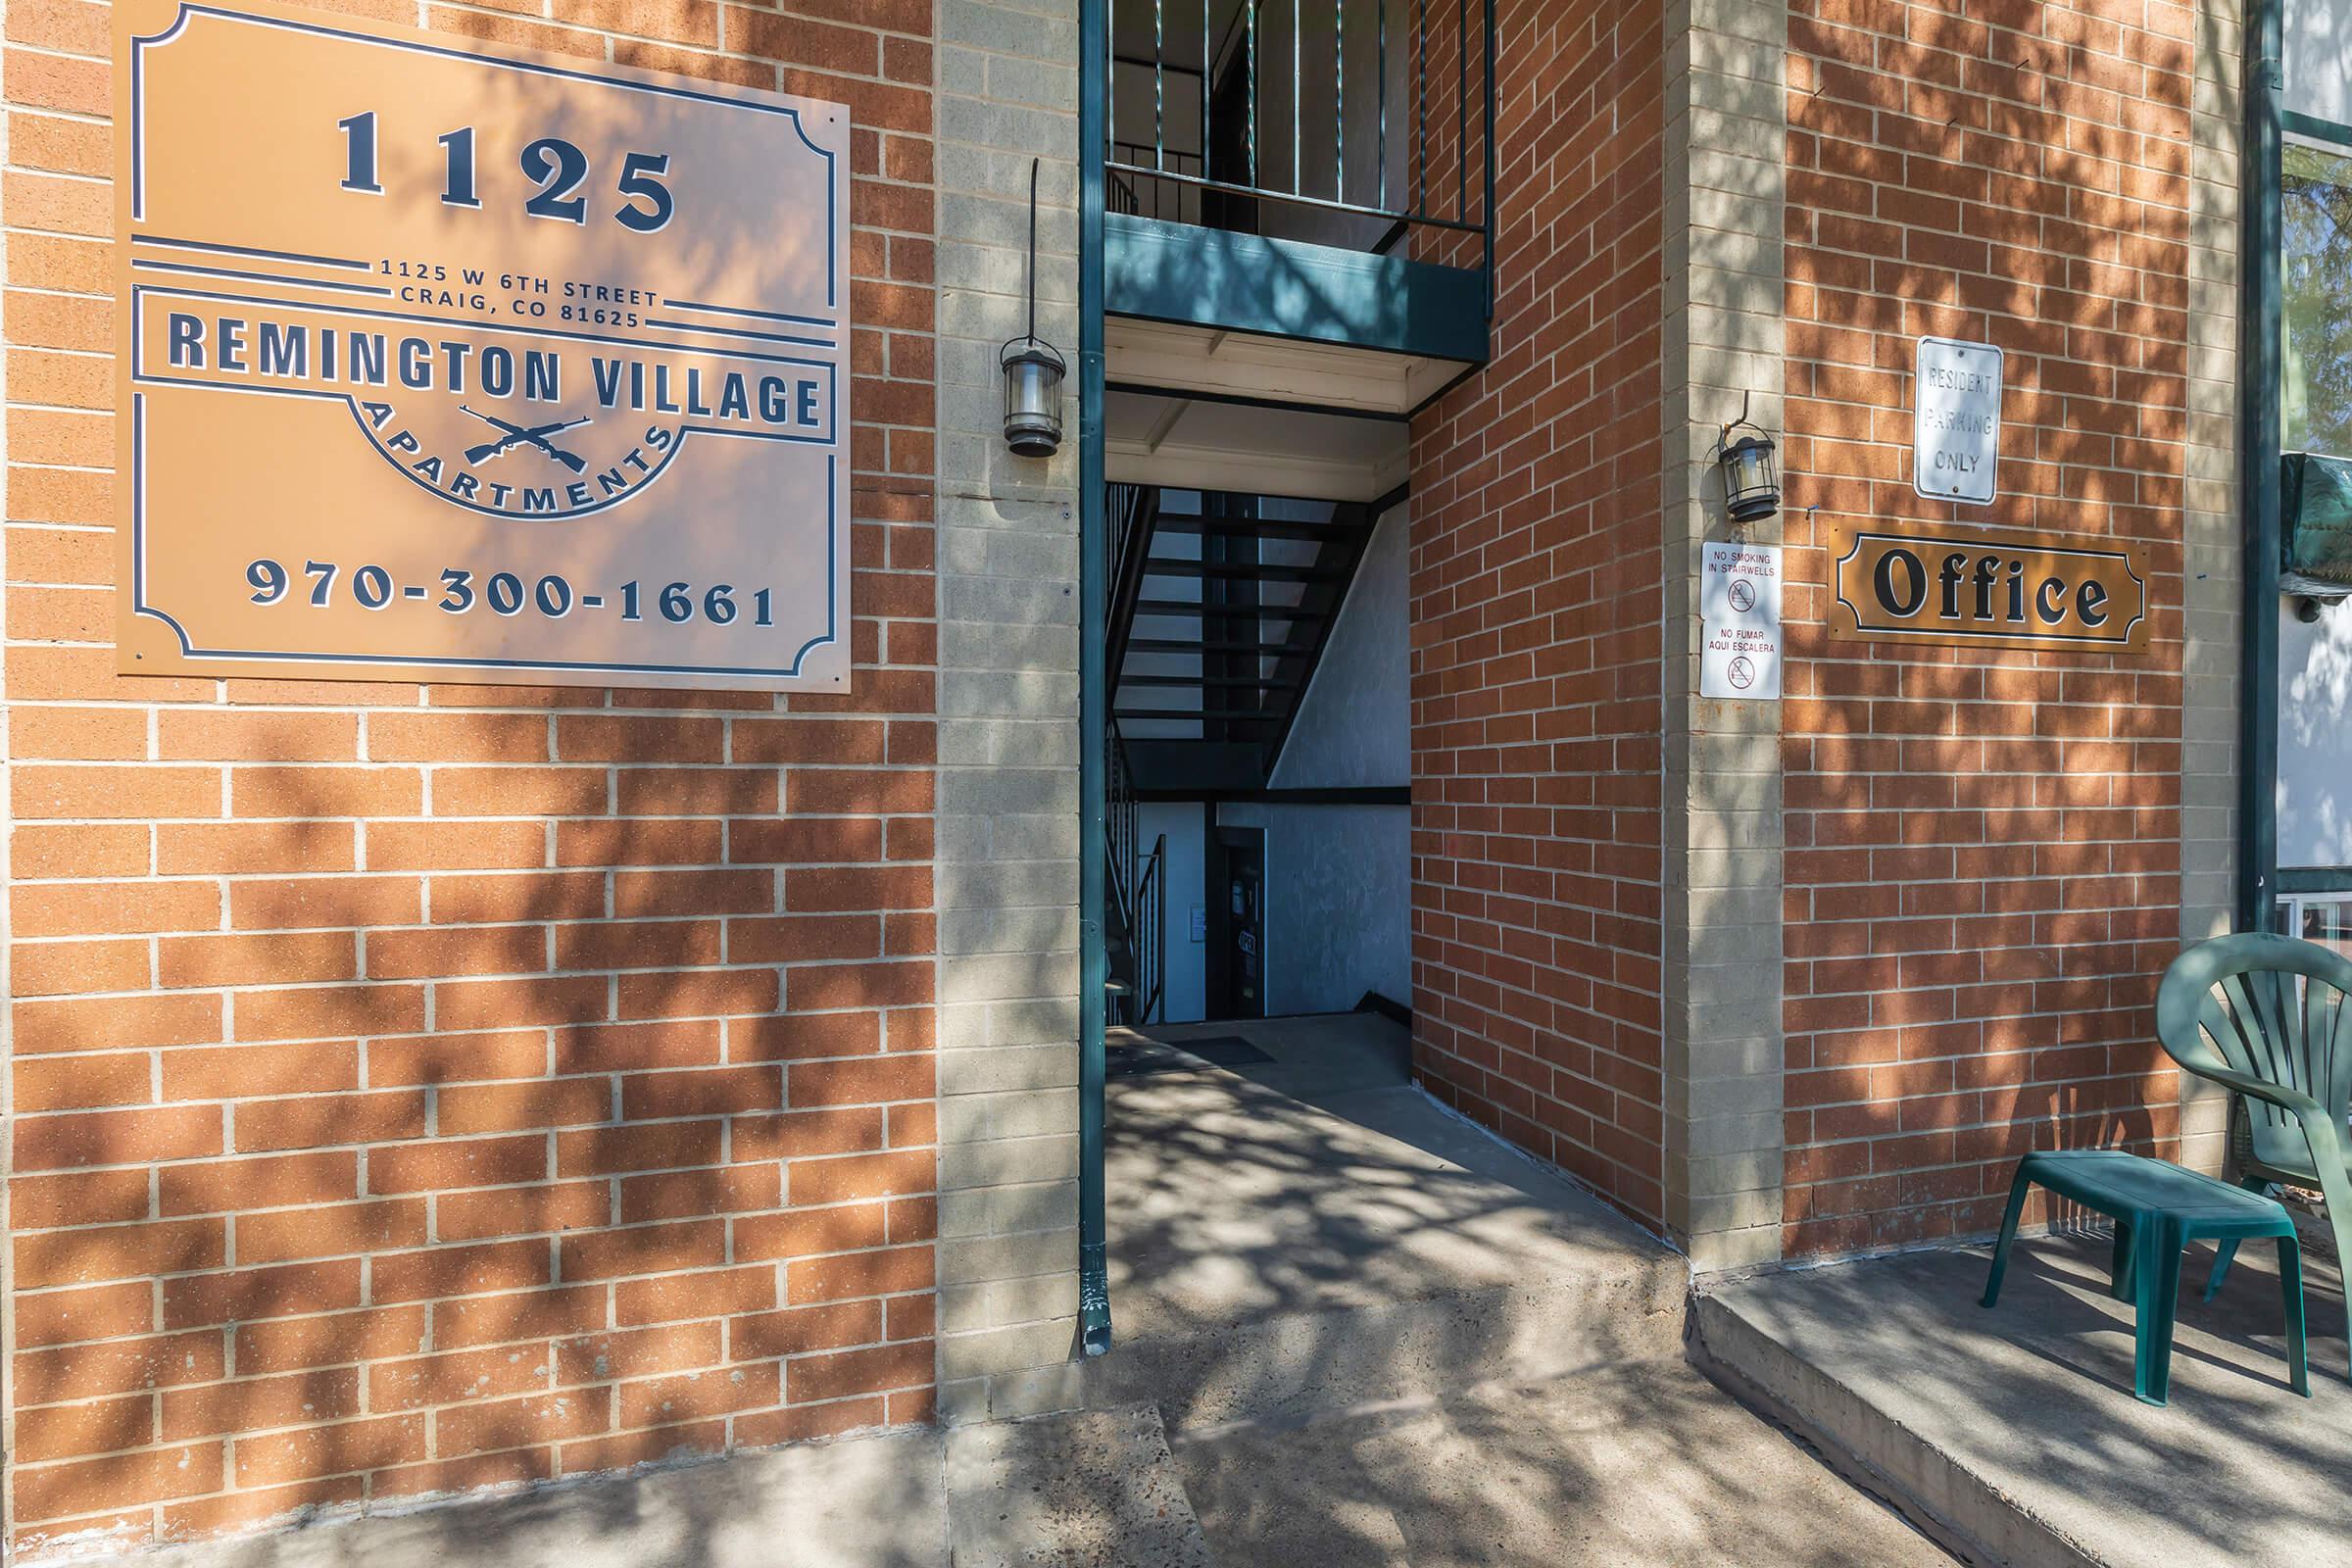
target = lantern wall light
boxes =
[1001,157,1066,459]
[1715,391,1781,525]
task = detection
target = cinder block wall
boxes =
[930,0,1082,1425]
[0,0,982,1553]
[1409,0,1673,1230]
[1778,0,2201,1254]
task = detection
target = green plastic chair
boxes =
[2155,933,2352,1362]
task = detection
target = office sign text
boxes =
[1827,524,2150,654]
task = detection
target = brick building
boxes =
[0,0,2335,1555]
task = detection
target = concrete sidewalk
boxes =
[56,1016,1950,1568]
[1094,1013,1945,1565]
[53,1405,1213,1568]
[1696,1234,2352,1568]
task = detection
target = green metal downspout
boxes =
[1077,0,1112,1357]
[2239,0,2282,933]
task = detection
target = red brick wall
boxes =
[4,0,940,1550]
[1409,0,1668,1228]
[1780,0,2190,1255]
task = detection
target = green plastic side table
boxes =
[1981,1149,2311,1406]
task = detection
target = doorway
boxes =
[1206,826,1266,1020]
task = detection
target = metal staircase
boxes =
[1107,483,1385,799]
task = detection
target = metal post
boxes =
[1248,0,1258,188]
[1079,0,1112,1357]
[2241,0,2284,933]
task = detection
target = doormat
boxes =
[1107,1034,1275,1078]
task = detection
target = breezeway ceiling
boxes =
[1105,389,1407,503]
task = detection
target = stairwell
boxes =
[1107,484,1388,800]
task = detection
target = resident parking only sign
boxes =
[1913,336,2002,506]
[114,0,854,689]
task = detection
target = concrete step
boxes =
[1084,1271,1686,1432]
[1690,1239,2352,1568]
[1096,1061,1689,1429]
[1168,1360,1948,1567]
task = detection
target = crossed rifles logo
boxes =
[459,404,592,475]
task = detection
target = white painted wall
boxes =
[1216,802,1410,1014]
[1137,801,1208,1024]
[2278,594,2352,867]
[1233,501,1410,1015]
[1271,503,1410,790]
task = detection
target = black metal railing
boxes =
[1106,480,1158,678]
[1135,831,1165,1023]
[1103,715,1166,1026]
[1109,142,1201,220]
[1107,0,1494,270]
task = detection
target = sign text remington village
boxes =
[155,309,824,515]
[116,0,853,689]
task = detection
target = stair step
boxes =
[1083,1274,1687,1433]
[1120,674,1304,690]
[1144,560,1343,583]
[1129,637,1304,655]
[1114,710,1289,728]
[1170,1362,1944,1567]
[1150,516,1348,542]
[1132,599,1329,619]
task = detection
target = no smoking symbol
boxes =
[1728,578,1757,614]
[1728,656,1756,691]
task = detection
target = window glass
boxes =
[2303,898,2352,959]
[2282,143,2352,456]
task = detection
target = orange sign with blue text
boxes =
[115,0,854,689]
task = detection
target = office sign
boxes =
[1699,541,1782,700]
[1913,336,2001,505]
[1827,524,2150,653]
[115,0,853,689]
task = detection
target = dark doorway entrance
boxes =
[1206,825,1266,1019]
